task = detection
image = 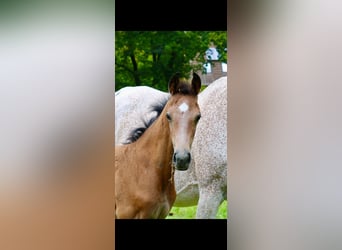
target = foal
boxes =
[115,73,201,219]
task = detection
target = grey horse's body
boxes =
[115,86,170,145]
[114,77,227,218]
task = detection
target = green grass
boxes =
[166,200,228,219]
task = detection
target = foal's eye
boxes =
[195,114,201,123]
[166,113,172,121]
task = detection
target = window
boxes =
[222,62,227,72]
[204,63,212,73]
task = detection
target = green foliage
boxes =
[166,200,228,219]
[200,85,208,92]
[115,31,227,92]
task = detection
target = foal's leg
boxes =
[115,205,138,219]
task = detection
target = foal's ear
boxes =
[168,72,181,95]
[191,73,201,95]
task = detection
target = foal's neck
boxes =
[136,108,173,168]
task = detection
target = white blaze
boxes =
[178,102,189,112]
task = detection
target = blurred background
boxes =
[0,1,114,249]
[229,0,342,249]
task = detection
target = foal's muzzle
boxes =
[173,150,191,171]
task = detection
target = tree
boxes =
[115,31,227,91]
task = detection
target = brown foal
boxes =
[115,73,201,219]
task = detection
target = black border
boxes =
[115,0,227,31]
[115,219,228,249]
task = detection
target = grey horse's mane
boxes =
[124,96,169,144]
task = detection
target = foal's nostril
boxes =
[173,151,191,170]
[186,152,191,163]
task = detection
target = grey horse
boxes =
[114,77,227,218]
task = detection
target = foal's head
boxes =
[166,73,201,171]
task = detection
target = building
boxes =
[192,45,227,86]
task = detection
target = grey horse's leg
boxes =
[173,160,199,207]
[196,184,226,219]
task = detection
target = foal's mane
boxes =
[124,96,169,144]
[124,81,194,144]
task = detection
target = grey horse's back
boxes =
[115,86,169,145]
[195,77,227,218]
